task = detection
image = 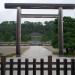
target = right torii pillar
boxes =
[58,7,64,56]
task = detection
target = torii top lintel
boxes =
[5,3,75,9]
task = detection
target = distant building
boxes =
[30,32,42,45]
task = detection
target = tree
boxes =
[0,21,16,41]
[51,17,75,53]
[22,34,31,42]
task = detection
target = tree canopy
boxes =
[1,16,75,50]
[51,17,75,49]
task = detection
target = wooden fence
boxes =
[0,42,51,46]
[0,56,75,75]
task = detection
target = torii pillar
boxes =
[16,7,21,57]
[58,7,64,56]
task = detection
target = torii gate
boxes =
[5,3,75,57]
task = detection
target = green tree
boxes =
[51,17,75,53]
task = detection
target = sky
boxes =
[0,0,75,23]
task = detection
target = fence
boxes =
[0,56,75,75]
[0,42,51,46]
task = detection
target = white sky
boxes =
[0,0,75,23]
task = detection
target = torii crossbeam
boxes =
[5,3,75,9]
[21,14,58,18]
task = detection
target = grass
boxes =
[44,46,59,55]
[52,51,75,57]
[64,52,75,57]
[0,53,3,56]
[52,51,59,55]
[52,49,75,57]
[5,53,16,57]
[44,46,75,57]
[0,46,29,57]
[0,53,16,57]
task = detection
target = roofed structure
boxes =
[30,32,42,36]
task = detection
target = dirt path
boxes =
[21,46,52,59]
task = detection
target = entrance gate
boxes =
[5,3,75,56]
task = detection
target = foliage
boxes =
[22,34,31,42]
[1,16,75,49]
[51,17,75,50]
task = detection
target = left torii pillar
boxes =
[16,7,21,57]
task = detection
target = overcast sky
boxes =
[0,0,75,23]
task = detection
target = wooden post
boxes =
[17,59,21,75]
[25,59,28,75]
[56,59,60,75]
[48,56,52,75]
[16,7,21,57]
[40,59,44,75]
[10,59,13,75]
[33,59,36,75]
[71,59,75,75]
[64,59,67,75]
[58,7,64,56]
[1,56,6,75]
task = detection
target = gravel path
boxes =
[21,46,52,59]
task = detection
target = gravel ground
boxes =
[0,46,29,56]
[44,46,59,56]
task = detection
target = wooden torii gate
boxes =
[5,3,75,57]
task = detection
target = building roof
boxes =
[30,32,42,36]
